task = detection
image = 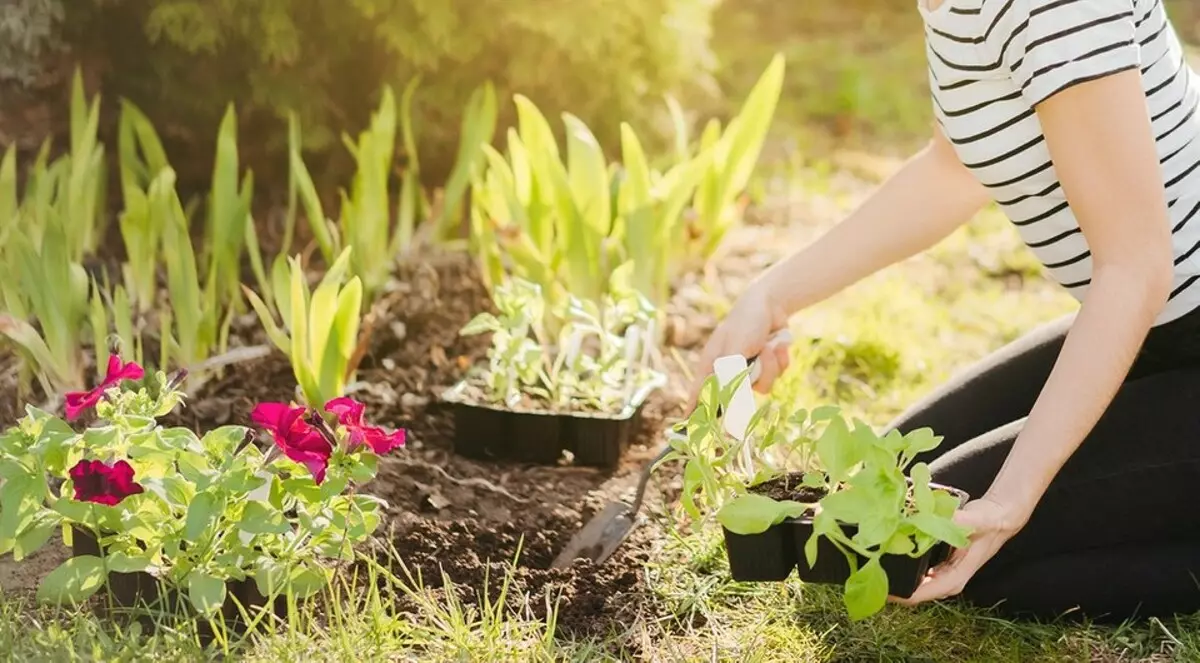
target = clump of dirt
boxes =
[380,511,654,640]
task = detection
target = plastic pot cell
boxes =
[441,373,665,467]
[790,484,971,598]
[71,529,285,637]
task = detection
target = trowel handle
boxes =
[629,444,673,515]
[746,329,794,385]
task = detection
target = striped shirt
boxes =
[922,0,1200,324]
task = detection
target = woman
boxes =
[692,0,1200,619]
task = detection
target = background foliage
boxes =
[41,0,717,191]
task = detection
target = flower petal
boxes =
[360,426,406,455]
[324,397,365,427]
[64,390,103,421]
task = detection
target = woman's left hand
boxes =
[889,497,1029,605]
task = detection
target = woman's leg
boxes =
[928,366,1200,618]
[886,314,1073,463]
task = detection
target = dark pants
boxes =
[887,306,1200,621]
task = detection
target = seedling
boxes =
[665,370,970,620]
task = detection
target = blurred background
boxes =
[6,0,1192,205]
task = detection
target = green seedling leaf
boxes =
[814,415,862,483]
[933,489,963,518]
[185,492,220,540]
[105,551,152,574]
[802,472,826,489]
[884,531,916,556]
[910,463,934,513]
[14,512,61,561]
[907,512,971,548]
[844,557,888,621]
[187,571,226,616]
[716,494,809,535]
[239,501,291,535]
[37,555,106,605]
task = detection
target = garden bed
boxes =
[0,249,685,647]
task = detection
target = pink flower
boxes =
[251,402,334,484]
[70,459,144,506]
[325,397,406,455]
[64,356,145,421]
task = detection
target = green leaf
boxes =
[910,463,934,513]
[14,512,61,561]
[902,428,942,459]
[288,564,330,599]
[802,472,826,489]
[933,490,963,519]
[906,512,970,548]
[814,416,862,483]
[239,501,291,535]
[51,498,93,523]
[104,551,152,574]
[804,531,820,567]
[844,557,889,621]
[716,494,808,535]
[460,312,500,337]
[811,405,840,422]
[254,557,287,597]
[884,531,916,556]
[199,426,248,457]
[187,571,226,616]
[37,555,106,604]
[185,492,220,541]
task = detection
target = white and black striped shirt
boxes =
[923,0,1200,324]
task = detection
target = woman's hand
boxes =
[687,278,791,409]
[889,497,1029,605]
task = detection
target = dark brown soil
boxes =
[750,472,826,505]
[0,249,691,642]
[378,510,655,641]
[152,250,684,641]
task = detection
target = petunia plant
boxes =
[0,356,402,617]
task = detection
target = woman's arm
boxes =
[987,70,1174,513]
[688,128,991,397]
[761,127,992,316]
[900,69,1175,604]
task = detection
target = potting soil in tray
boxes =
[721,474,967,598]
[441,374,666,467]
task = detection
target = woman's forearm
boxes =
[986,265,1171,518]
[762,137,991,316]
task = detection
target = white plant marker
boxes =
[712,330,793,479]
[623,325,641,402]
[713,353,757,479]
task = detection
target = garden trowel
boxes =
[549,330,793,569]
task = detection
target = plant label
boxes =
[713,354,756,441]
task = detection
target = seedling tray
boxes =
[72,529,284,637]
[441,373,666,467]
[721,484,969,598]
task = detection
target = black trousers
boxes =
[888,306,1200,621]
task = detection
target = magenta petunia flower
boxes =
[325,397,406,455]
[64,356,145,421]
[70,459,145,506]
[251,402,334,484]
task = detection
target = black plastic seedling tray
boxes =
[721,485,969,598]
[72,529,285,637]
[442,374,666,467]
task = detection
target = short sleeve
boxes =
[995,0,1141,106]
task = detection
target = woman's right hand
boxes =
[686,278,792,411]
